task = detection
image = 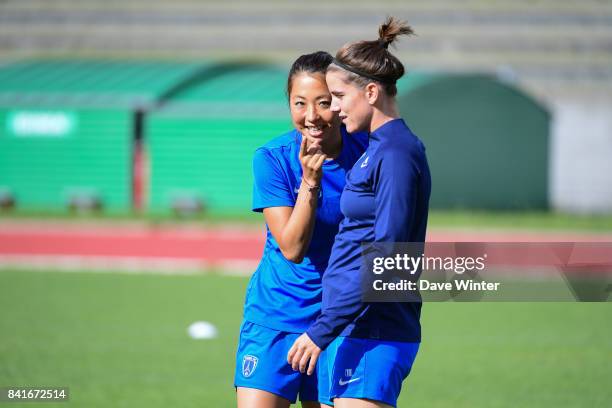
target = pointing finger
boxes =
[299,136,307,160]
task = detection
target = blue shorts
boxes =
[321,336,420,407]
[234,321,324,404]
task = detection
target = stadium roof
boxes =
[396,70,550,117]
[0,59,209,109]
[154,62,290,118]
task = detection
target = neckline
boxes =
[370,118,405,141]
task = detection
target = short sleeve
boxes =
[252,148,295,212]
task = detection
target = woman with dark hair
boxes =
[288,18,432,408]
[235,51,368,408]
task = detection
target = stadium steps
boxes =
[0,1,610,64]
[0,0,611,100]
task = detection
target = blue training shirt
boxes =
[306,118,431,349]
[244,126,368,333]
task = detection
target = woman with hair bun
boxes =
[288,18,431,408]
[235,51,368,408]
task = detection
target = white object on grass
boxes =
[188,321,218,339]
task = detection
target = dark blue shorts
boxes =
[234,321,324,403]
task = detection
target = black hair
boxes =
[286,51,333,97]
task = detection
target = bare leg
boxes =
[301,401,333,408]
[334,398,393,408]
[236,387,291,408]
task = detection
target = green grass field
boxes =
[3,210,612,232]
[0,270,610,407]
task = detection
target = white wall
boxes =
[551,98,612,214]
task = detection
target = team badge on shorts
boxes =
[242,355,259,378]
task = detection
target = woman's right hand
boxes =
[299,137,327,188]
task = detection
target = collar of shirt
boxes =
[369,118,407,143]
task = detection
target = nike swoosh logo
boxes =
[338,377,361,386]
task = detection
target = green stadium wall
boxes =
[145,63,292,215]
[0,107,132,212]
[397,73,551,210]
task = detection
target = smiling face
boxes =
[289,72,340,149]
[326,69,374,134]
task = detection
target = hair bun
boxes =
[378,16,415,48]
[331,15,413,96]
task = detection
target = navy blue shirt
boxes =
[306,118,431,349]
[244,127,368,332]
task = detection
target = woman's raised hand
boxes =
[299,137,326,188]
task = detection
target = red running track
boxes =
[0,220,611,273]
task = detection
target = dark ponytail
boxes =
[330,17,414,96]
[287,51,333,97]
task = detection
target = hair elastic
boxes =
[378,38,390,49]
[331,58,395,85]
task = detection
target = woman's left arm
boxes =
[288,150,420,373]
[371,150,419,243]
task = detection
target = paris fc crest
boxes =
[242,355,259,378]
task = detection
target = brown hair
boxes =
[330,17,414,96]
